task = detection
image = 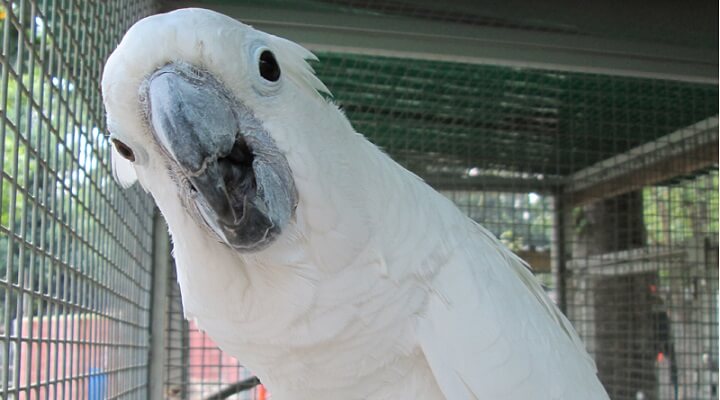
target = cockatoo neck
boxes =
[251,92,457,273]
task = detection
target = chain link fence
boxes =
[0,1,156,398]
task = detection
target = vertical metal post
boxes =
[148,209,170,399]
[553,191,568,314]
[181,320,190,400]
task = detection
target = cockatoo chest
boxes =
[171,225,444,399]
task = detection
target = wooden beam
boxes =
[567,117,719,205]
[422,174,563,193]
[516,250,551,273]
[567,246,684,276]
[570,141,718,205]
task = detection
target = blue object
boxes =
[88,367,108,400]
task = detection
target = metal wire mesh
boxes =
[164,264,261,400]
[567,171,719,400]
[0,1,156,398]
[315,53,717,180]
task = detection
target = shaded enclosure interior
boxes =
[0,0,718,399]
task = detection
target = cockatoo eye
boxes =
[258,50,280,82]
[112,138,135,162]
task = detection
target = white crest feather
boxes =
[269,35,331,98]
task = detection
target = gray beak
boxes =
[144,63,295,251]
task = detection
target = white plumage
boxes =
[102,8,610,399]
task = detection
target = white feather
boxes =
[102,8,610,400]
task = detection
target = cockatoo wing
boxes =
[418,224,609,400]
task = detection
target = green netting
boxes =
[312,53,718,180]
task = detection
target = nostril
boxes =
[188,180,198,193]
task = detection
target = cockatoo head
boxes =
[102,8,329,252]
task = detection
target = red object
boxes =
[187,320,269,398]
[257,384,268,400]
[188,321,245,384]
[15,314,110,400]
[657,352,665,362]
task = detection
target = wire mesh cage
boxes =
[0,0,156,398]
[1,1,718,399]
[164,264,261,400]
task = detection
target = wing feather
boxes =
[418,223,609,400]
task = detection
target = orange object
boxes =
[257,384,267,400]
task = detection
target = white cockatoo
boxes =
[102,8,609,400]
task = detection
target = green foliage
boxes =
[442,190,554,251]
[1,7,109,318]
[643,172,719,245]
[442,171,719,256]
[0,2,45,71]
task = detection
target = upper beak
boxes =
[146,66,240,223]
[146,66,238,175]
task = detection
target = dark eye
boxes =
[259,50,280,82]
[112,138,135,162]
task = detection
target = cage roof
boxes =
[314,53,718,180]
[168,0,718,50]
